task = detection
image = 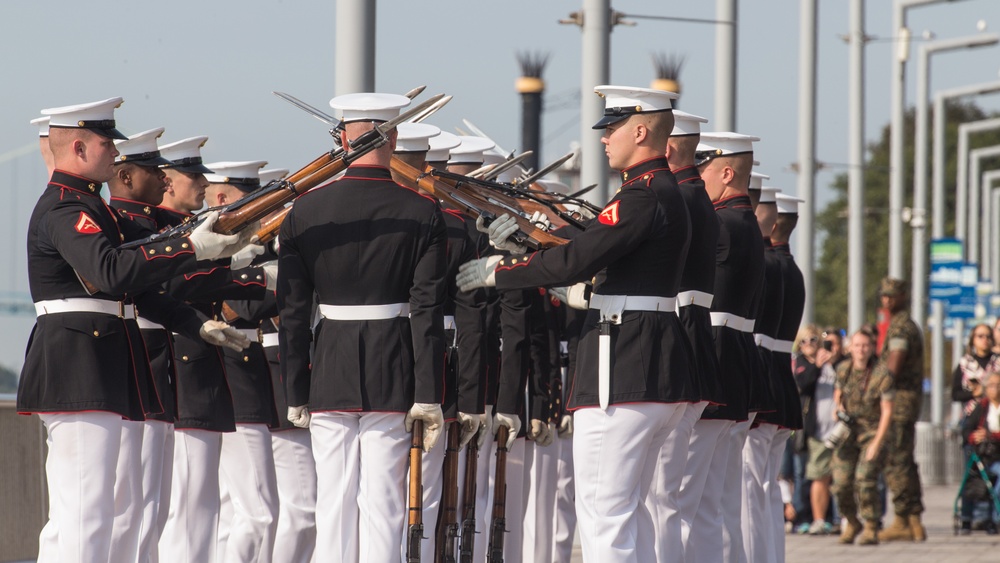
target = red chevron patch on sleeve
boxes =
[598,201,621,226]
[74,212,102,234]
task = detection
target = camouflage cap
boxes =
[879,277,908,297]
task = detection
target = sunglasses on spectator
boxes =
[799,336,819,345]
[975,332,993,339]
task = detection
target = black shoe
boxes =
[986,522,998,535]
[960,520,972,535]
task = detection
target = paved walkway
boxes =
[570,484,1000,562]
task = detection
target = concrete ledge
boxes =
[0,394,45,563]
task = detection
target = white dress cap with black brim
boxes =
[115,127,174,167]
[760,186,781,204]
[41,97,128,140]
[395,123,441,154]
[329,92,411,124]
[748,171,770,191]
[426,131,462,163]
[160,136,214,174]
[204,161,268,193]
[695,132,760,166]
[670,110,708,137]
[592,85,678,130]
[31,116,50,137]
[259,168,289,185]
[448,136,496,165]
[775,193,805,215]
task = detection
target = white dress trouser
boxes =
[767,428,792,563]
[270,429,317,563]
[136,420,172,563]
[311,411,408,563]
[552,431,577,563]
[723,417,754,563]
[110,419,144,563]
[645,402,706,563]
[504,438,527,560]
[159,429,223,563]
[524,436,559,563]
[574,402,685,563]
[38,412,123,563]
[680,418,733,563]
[742,422,778,563]
[219,423,280,563]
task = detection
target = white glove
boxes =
[405,402,445,452]
[574,206,596,221]
[457,412,483,448]
[563,283,590,310]
[287,405,311,428]
[529,419,552,447]
[229,243,265,269]
[456,255,502,292]
[477,214,527,254]
[494,412,521,450]
[529,210,551,231]
[478,407,494,448]
[188,211,242,261]
[262,261,278,291]
[558,414,574,438]
[199,319,250,351]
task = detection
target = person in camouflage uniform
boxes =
[877,277,927,542]
[831,329,895,545]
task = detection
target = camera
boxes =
[824,410,853,450]
[822,340,834,352]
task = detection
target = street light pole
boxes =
[958,118,1000,249]
[334,0,376,95]
[715,0,738,131]
[911,33,999,327]
[968,145,1000,270]
[848,0,866,332]
[579,0,611,202]
[982,169,1000,281]
[797,0,818,323]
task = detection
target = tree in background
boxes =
[815,101,1000,328]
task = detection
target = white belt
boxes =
[318,303,410,321]
[136,317,166,331]
[589,294,677,315]
[35,298,135,319]
[262,332,279,348]
[443,315,456,331]
[754,334,776,351]
[676,290,714,309]
[710,311,754,333]
[772,339,794,354]
[233,328,262,344]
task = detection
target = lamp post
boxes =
[797,0,818,322]
[911,33,999,327]
[968,145,1000,270]
[847,0,866,332]
[982,169,1000,283]
[715,0,738,131]
[334,0,376,95]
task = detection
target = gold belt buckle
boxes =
[257,327,264,344]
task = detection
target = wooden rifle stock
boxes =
[458,431,479,563]
[487,426,509,563]
[435,422,461,563]
[255,206,291,245]
[388,157,567,251]
[407,420,425,563]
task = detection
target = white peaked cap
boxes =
[115,127,172,166]
[670,110,708,137]
[775,193,805,214]
[697,132,760,157]
[760,186,781,204]
[592,85,677,129]
[31,116,50,137]
[329,92,410,123]
[448,136,496,165]
[160,136,213,174]
[426,131,462,162]
[259,169,289,185]
[395,123,441,153]
[41,96,127,139]
[748,171,770,191]
[204,161,268,190]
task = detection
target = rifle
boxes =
[458,430,479,563]
[487,426,509,563]
[407,420,425,563]
[120,94,446,250]
[255,206,291,245]
[435,422,461,563]
[388,157,568,251]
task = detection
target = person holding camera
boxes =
[958,371,1000,535]
[952,324,1000,414]
[830,329,894,545]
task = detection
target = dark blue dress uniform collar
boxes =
[619,156,669,185]
[49,170,103,195]
[110,197,155,218]
[343,164,392,180]
[713,193,752,211]
[671,165,701,184]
